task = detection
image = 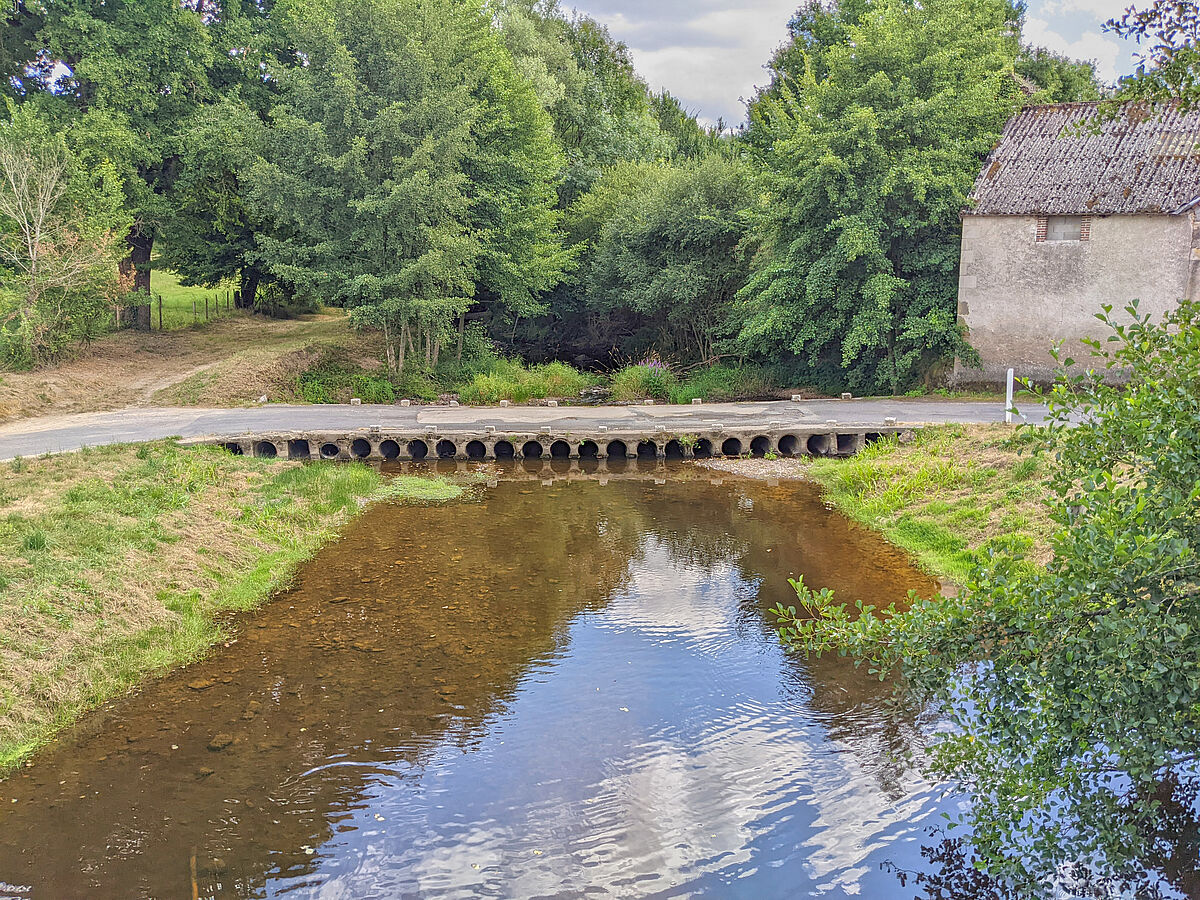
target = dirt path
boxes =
[0,313,372,424]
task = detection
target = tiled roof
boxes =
[966,102,1200,217]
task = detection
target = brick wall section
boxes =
[1035,216,1047,242]
[1080,215,1092,241]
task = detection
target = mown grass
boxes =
[149,268,237,331]
[799,424,1054,582]
[0,441,463,772]
[457,359,597,404]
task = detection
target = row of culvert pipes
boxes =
[211,428,912,462]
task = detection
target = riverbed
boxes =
[0,463,958,898]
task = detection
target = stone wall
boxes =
[953,212,1199,385]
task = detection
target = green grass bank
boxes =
[799,424,1054,582]
[0,442,464,773]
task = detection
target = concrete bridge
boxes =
[0,397,1041,461]
[201,423,913,462]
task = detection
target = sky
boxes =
[569,0,1145,126]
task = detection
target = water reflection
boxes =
[0,466,952,898]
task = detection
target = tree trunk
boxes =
[456,312,466,361]
[398,322,407,373]
[383,320,396,373]
[237,268,260,310]
[120,226,153,331]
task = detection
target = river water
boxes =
[0,463,959,899]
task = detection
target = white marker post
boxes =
[1005,368,1015,425]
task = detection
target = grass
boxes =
[149,268,237,331]
[798,424,1054,582]
[610,363,677,401]
[669,364,779,403]
[457,359,597,404]
[0,441,464,773]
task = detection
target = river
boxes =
[0,463,961,898]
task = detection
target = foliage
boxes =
[0,100,128,367]
[1107,0,1200,108]
[773,301,1200,896]
[1015,46,1104,101]
[668,364,779,404]
[251,0,569,374]
[586,156,757,363]
[737,0,1020,394]
[456,358,594,404]
[609,356,678,401]
[295,361,397,405]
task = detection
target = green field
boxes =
[148,268,238,331]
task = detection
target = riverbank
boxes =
[702,424,1054,582]
[0,442,463,773]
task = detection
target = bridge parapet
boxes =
[196,425,915,462]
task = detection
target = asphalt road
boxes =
[0,398,1048,460]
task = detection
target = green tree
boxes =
[736,0,1019,394]
[587,157,756,363]
[0,101,128,366]
[774,302,1200,896]
[1106,0,1200,108]
[250,0,567,372]
[1016,46,1105,101]
[32,0,214,328]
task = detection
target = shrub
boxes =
[610,355,678,401]
[457,359,594,404]
[668,364,778,403]
[296,365,396,404]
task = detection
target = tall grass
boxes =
[668,365,778,403]
[457,359,596,404]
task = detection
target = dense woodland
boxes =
[0,0,1108,392]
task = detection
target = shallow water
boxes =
[0,464,957,899]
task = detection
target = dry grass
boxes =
[0,311,378,423]
[0,442,461,771]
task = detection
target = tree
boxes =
[774,301,1200,896]
[736,0,1020,394]
[586,157,756,363]
[33,0,214,328]
[1107,0,1200,107]
[0,101,128,366]
[1016,46,1105,101]
[250,0,567,372]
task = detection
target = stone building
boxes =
[954,102,1200,385]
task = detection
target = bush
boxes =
[668,364,778,403]
[610,359,678,401]
[457,359,595,404]
[296,361,396,404]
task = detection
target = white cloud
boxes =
[1039,0,1130,21]
[1023,14,1125,82]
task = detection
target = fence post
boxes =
[1005,368,1015,425]
[205,297,209,321]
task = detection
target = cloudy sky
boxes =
[570,0,1143,125]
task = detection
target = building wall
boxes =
[953,212,1199,385]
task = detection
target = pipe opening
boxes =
[664,440,685,460]
[836,433,858,454]
[606,440,627,459]
[721,437,743,457]
[466,440,486,460]
[521,440,544,459]
[579,440,599,459]
[778,434,798,457]
[254,441,278,459]
[550,440,571,459]
[693,438,713,459]
[750,435,771,457]
[637,440,658,460]
[222,442,244,456]
[494,440,515,460]
[288,439,311,460]
[807,434,831,456]
[320,442,340,460]
[864,432,885,447]
[380,439,400,460]
[351,438,372,459]
[407,439,429,461]
[436,439,457,459]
